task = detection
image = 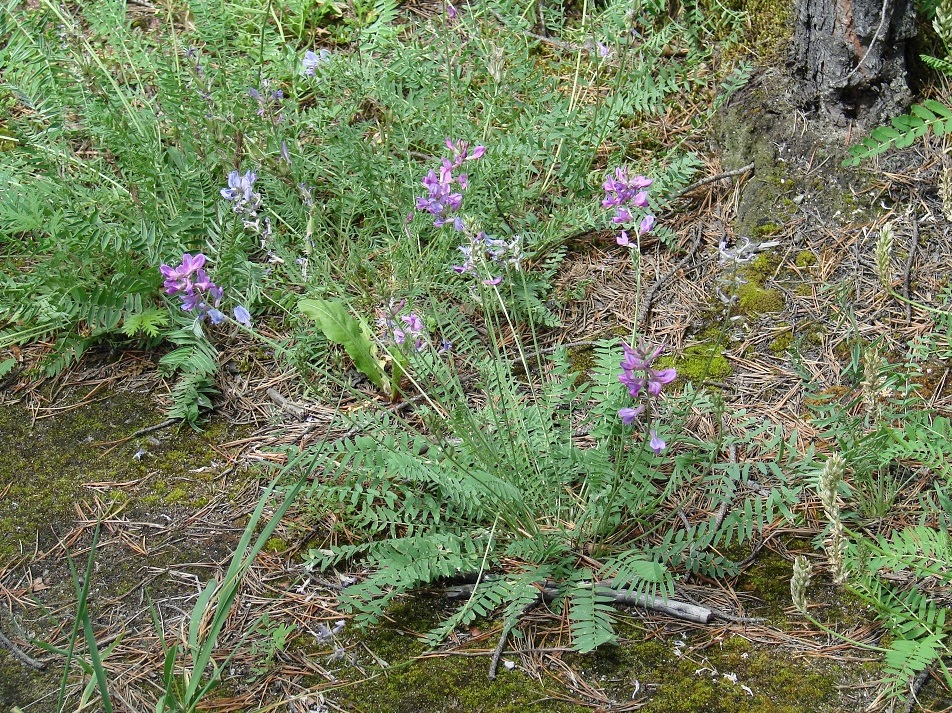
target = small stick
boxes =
[488,602,534,679]
[666,163,755,203]
[0,625,45,670]
[640,224,706,326]
[901,665,931,713]
[445,579,713,625]
[128,418,176,439]
[267,388,307,420]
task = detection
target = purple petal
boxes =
[618,406,644,425]
[616,230,630,247]
[483,276,503,286]
[207,308,226,324]
[649,430,666,455]
[639,214,655,235]
[233,304,252,327]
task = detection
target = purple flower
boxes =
[617,340,677,437]
[618,406,644,425]
[603,167,656,246]
[303,49,331,76]
[620,341,663,371]
[158,253,227,324]
[649,430,666,455]
[646,368,676,396]
[221,170,259,206]
[233,304,252,327]
[207,308,225,324]
[483,276,503,286]
[378,300,428,350]
[618,370,645,398]
[402,313,424,332]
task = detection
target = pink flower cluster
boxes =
[602,168,655,247]
[415,138,485,230]
[377,298,426,351]
[617,340,675,455]
[159,253,251,326]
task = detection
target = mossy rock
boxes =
[0,392,240,564]
[333,599,585,713]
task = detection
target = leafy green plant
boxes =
[299,298,390,396]
[800,336,952,704]
[296,290,808,652]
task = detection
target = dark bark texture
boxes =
[792,0,919,124]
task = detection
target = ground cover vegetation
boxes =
[2,0,952,709]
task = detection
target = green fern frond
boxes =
[921,54,952,77]
[843,100,952,167]
[121,308,170,339]
[568,573,616,653]
[882,635,945,699]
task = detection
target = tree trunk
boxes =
[792,0,919,124]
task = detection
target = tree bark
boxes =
[792,0,919,124]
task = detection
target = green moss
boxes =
[795,250,818,268]
[743,252,783,287]
[0,392,246,564]
[565,617,842,712]
[265,536,288,553]
[726,0,793,61]
[737,283,785,314]
[737,551,796,624]
[336,598,584,713]
[664,343,733,383]
[751,221,783,238]
[769,328,794,354]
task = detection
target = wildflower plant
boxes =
[602,168,656,247]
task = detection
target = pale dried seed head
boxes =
[791,556,812,613]
[875,224,893,287]
[817,453,846,521]
[935,0,952,51]
[941,168,952,223]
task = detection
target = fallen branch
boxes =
[0,624,45,671]
[445,578,713,625]
[267,388,307,420]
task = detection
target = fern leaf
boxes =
[842,103,952,166]
[568,575,616,653]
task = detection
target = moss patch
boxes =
[795,250,818,269]
[334,599,585,713]
[727,0,793,62]
[667,343,733,383]
[769,328,794,354]
[737,282,785,314]
[332,598,851,713]
[0,392,238,564]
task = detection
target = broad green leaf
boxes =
[299,299,390,395]
[0,358,16,378]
